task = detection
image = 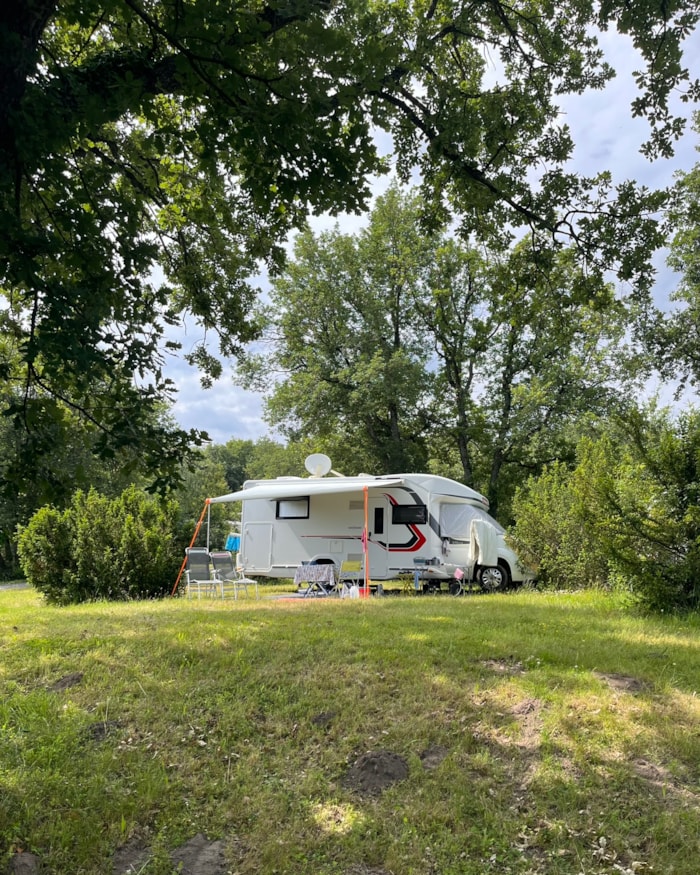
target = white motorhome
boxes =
[209,457,532,592]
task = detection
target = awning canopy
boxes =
[209,477,404,504]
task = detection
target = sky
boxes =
[166,26,700,447]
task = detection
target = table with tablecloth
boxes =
[293,563,337,596]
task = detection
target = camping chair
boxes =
[210,551,258,600]
[338,559,363,598]
[184,548,219,599]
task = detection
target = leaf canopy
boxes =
[1,0,697,487]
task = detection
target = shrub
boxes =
[509,407,700,613]
[16,505,75,603]
[579,411,700,613]
[18,486,181,603]
[509,459,610,590]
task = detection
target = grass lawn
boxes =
[1,587,698,875]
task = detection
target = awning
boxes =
[209,477,404,504]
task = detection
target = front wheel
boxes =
[477,561,511,592]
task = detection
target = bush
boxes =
[509,408,700,613]
[15,505,75,602]
[578,411,700,613]
[17,486,181,603]
[509,459,610,590]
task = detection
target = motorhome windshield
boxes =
[439,503,505,542]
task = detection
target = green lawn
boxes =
[1,588,698,874]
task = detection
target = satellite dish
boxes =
[305,453,332,477]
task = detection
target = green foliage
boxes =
[241,186,639,510]
[579,409,700,613]
[1,0,383,491]
[3,0,696,495]
[509,460,610,590]
[427,237,639,516]
[14,506,74,599]
[653,113,700,387]
[17,486,181,604]
[510,407,700,612]
[244,438,316,481]
[172,452,230,549]
[205,438,256,492]
[243,184,434,473]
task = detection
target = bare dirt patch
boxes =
[311,710,337,728]
[419,744,450,771]
[593,672,650,694]
[112,833,227,875]
[172,834,228,875]
[85,720,122,743]
[481,658,526,675]
[47,672,84,692]
[511,697,544,752]
[344,866,392,875]
[632,758,699,805]
[342,750,409,795]
[112,837,149,875]
[6,851,41,874]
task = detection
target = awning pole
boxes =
[170,499,211,596]
[363,485,370,595]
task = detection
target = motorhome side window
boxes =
[276,497,310,519]
[374,507,384,535]
[391,504,427,525]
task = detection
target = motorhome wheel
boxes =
[477,561,511,592]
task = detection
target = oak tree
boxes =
[2,0,697,488]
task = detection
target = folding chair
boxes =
[338,559,363,598]
[184,548,219,599]
[210,551,258,600]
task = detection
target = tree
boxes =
[654,113,700,386]
[245,187,639,516]
[449,242,641,516]
[205,439,256,493]
[2,1,696,488]
[245,438,317,481]
[510,405,700,612]
[240,184,435,472]
[1,0,383,490]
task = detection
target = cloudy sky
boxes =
[166,26,700,447]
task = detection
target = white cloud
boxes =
[561,27,699,187]
[171,368,270,444]
[164,317,277,443]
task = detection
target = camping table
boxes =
[294,564,337,597]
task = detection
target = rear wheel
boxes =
[477,561,511,592]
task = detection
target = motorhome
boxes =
[209,456,532,592]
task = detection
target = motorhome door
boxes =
[240,522,273,572]
[367,494,389,579]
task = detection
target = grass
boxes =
[1,586,698,875]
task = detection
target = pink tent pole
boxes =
[362,485,370,597]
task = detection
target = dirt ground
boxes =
[112,834,227,875]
